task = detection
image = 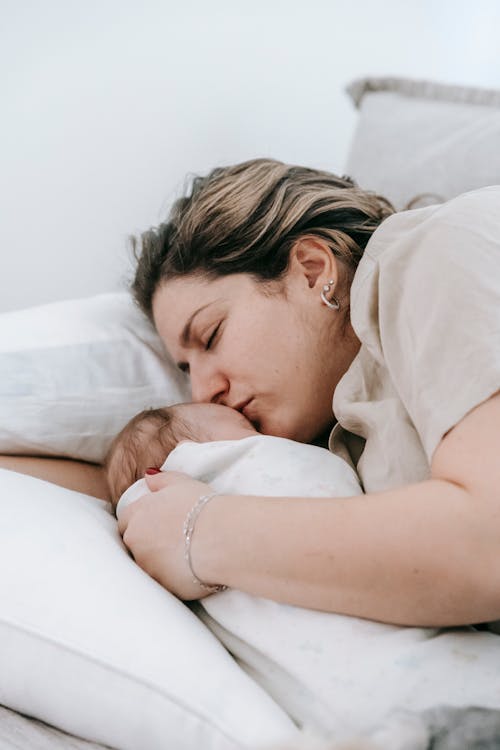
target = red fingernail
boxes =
[145,467,161,475]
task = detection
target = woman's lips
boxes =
[242,399,261,431]
[241,398,254,419]
[231,398,260,431]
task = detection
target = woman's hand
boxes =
[117,471,221,600]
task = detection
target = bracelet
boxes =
[182,493,228,594]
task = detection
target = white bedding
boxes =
[0,704,110,750]
[0,468,299,750]
[154,436,500,742]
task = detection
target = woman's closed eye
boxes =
[177,321,222,373]
[204,322,221,351]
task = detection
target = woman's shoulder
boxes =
[334,185,500,487]
[351,184,500,306]
[362,184,500,265]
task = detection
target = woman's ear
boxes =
[289,237,338,290]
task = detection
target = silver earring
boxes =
[320,279,340,311]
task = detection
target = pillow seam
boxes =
[346,76,500,110]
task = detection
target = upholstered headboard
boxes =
[344,76,500,209]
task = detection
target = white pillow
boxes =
[344,76,500,210]
[0,293,190,463]
[0,468,299,750]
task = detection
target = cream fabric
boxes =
[330,185,500,493]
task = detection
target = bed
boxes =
[1,76,500,750]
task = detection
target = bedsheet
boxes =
[0,704,111,750]
[4,700,500,749]
[163,437,500,741]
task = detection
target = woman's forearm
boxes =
[198,479,500,627]
[0,455,110,501]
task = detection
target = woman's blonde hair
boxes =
[130,158,395,323]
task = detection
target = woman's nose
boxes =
[189,364,228,404]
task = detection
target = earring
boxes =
[320,279,340,311]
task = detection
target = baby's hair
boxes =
[103,405,197,511]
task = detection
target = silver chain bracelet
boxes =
[182,493,228,594]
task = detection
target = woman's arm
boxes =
[196,392,500,626]
[0,455,110,501]
[201,480,483,626]
[118,392,500,625]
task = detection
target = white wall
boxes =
[2,0,500,312]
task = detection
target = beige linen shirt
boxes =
[329,185,500,493]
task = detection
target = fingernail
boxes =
[145,467,161,475]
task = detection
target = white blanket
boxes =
[118,435,500,743]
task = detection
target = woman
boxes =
[6,159,500,627]
[115,158,500,627]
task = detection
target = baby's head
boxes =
[104,402,257,511]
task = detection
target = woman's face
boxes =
[152,243,359,443]
[175,403,258,442]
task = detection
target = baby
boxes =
[104,402,362,518]
[104,403,258,511]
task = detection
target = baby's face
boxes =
[175,402,258,443]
